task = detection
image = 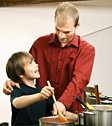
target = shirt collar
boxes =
[66,34,79,48]
[48,33,80,48]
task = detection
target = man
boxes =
[3,2,95,114]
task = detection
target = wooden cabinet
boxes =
[0,0,79,7]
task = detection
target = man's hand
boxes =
[3,80,19,95]
[53,101,66,116]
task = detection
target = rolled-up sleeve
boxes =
[58,41,95,113]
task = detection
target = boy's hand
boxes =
[40,86,54,99]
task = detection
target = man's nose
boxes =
[59,32,66,38]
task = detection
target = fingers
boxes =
[53,103,58,115]
[3,80,17,95]
[40,86,54,99]
[3,88,12,95]
[53,101,66,116]
[65,111,78,121]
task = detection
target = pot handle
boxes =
[74,96,89,109]
[83,111,95,115]
[78,112,84,126]
[78,111,95,126]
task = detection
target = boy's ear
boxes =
[19,75,23,78]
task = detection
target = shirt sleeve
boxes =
[11,87,22,104]
[29,41,38,63]
[58,44,95,109]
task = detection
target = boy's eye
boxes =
[27,60,32,65]
[30,60,34,64]
[29,60,35,65]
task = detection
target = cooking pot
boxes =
[39,111,78,126]
[79,104,112,126]
[39,116,75,126]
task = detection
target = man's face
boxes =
[55,15,77,46]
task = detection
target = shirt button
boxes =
[58,59,62,61]
[57,70,60,73]
[55,82,59,84]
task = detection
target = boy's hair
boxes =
[54,2,79,27]
[6,51,34,83]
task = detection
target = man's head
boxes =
[54,2,79,46]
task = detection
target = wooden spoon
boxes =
[47,81,68,122]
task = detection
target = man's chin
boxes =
[60,40,68,44]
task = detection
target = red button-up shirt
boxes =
[29,33,95,113]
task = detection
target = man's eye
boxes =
[56,29,59,32]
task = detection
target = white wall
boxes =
[0,2,112,124]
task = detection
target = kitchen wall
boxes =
[0,2,112,124]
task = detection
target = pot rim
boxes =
[39,116,75,124]
[91,104,112,111]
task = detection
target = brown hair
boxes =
[6,51,34,83]
[54,2,79,27]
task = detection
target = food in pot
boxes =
[39,111,78,125]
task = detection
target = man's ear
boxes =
[77,22,80,26]
[76,22,80,28]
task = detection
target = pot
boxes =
[39,116,76,126]
[79,104,112,126]
[39,111,79,126]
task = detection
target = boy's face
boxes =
[22,59,40,80]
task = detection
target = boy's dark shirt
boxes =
[10,83,53,126]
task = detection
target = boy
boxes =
[6,51,54,126]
